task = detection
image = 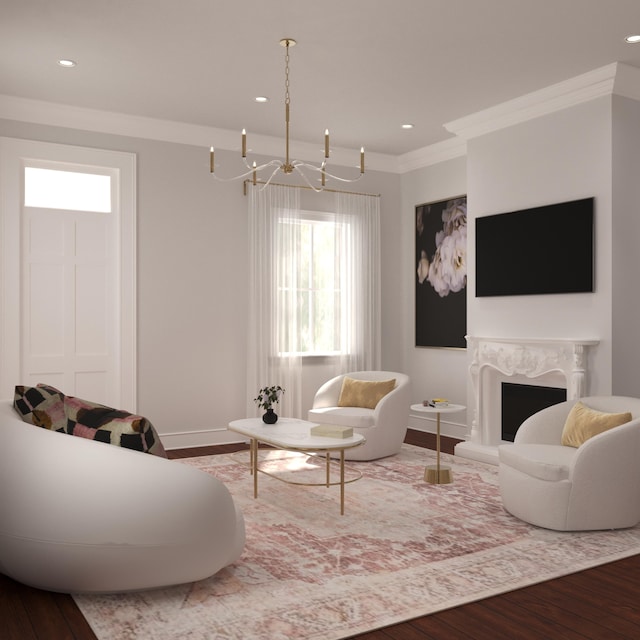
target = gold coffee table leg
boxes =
[340,449,345,515]
[326,452,330,487]
[425,411,452,485]
[251,438,258,498]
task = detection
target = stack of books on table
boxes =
[423,398,449,408]
[310,424,354,438]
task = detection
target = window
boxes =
[277,211,346,356]
[24,167,112,213]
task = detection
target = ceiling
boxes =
[2,0,640,157]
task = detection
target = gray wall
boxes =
[612,95,640,396]
[0,118,401,446]
[400,156,469,439]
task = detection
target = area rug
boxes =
[73,445,640,640]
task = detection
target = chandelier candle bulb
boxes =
[361,147,365,174]
[242,129,247,158]
[252,161,257,185]
[210,147,215,173]
[325,129,330,158]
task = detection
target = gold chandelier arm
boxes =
[293,161,365,185]
[292,164,325,193]
[245,163,295,192]
[260,163,287,190]
[210,159,282,182]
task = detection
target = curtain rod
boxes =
[243,179,380,198]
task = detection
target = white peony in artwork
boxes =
[416,250,429,284]
[420,198,467,297]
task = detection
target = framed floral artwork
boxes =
[415,196,467,348]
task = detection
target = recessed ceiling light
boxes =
[401,123,414,129]
[255,96,269,103]
[625,34,640,43]
[57,59,77,67]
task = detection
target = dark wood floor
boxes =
[2,430,639,639]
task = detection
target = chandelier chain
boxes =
[285,45,290,107]
[283,41,292,172]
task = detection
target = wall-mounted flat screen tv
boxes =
[475,197,594,297]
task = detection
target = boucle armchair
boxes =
[498,396,640,531]
[308,371,411,460]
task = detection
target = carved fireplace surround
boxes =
[454,336,599,465]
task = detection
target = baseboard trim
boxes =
[160,427,247,451]
[160,420,471,451]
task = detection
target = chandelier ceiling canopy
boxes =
[209,38,364,191]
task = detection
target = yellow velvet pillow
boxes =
[337,377,396,410]
[561,401,632,448]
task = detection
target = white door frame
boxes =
[0,137,137,410]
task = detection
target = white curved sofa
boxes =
[308,371,411,460]
[0,400,245,593]
[499,396,640,531]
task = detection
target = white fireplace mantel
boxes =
[455,335,599,465]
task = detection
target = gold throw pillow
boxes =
[561,401,632,448]
[337,377,396,410]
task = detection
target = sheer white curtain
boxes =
[246,184,303,419]
[246,184,381,419]
[334,191,381,373]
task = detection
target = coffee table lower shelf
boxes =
[227,418,365,515]
[245,439,362,515]
[231,448,362,486]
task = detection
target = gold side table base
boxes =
[411,402,465,487]
[424,464,452,485]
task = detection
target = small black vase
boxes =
[262,408,278,424]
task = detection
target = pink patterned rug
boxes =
[73,445,640,639]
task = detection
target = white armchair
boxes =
[308,371,411,461]
[498,396,640,531]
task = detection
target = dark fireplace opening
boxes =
[501,382,567,442]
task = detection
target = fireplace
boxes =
[455,336,598,464]
[501,382,567,442]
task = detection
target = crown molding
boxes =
[0,93,398,173]
[444,62,640,141]
[2,62,638,175]
[613,62,640,102]
[397,136,467,173]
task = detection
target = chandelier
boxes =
[209,38,364,191]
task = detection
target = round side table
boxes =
[410,403,466,484]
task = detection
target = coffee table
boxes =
[228,417,365,515]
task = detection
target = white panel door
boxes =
[23,205,114,403]
[0,138,136,410]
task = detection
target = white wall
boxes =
[466,97,614,397]
[400,156,469,439]
[612,96,640,396]
[0,118,402,447]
